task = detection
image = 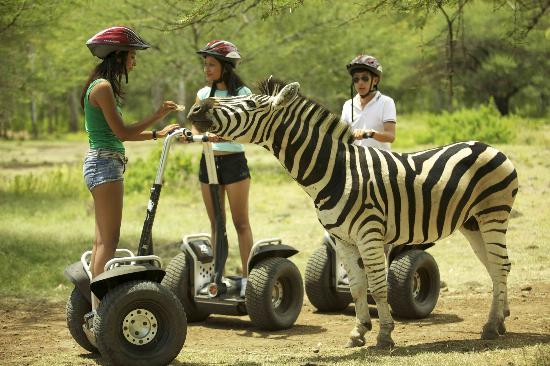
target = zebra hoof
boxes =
[481,324,499,340]
[345,337,365,348]
[504,309,510,318]
[376,337,395,349]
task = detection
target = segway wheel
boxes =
[387,249,440,319]
[246,257,303,330]
[94,280,187,366]
[161,252,210,322]
[305,245,351,311]
[66,287,97,353]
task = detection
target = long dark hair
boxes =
[209,60,246,97]
[80,51,129,109]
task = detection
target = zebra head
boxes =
[187,80,300,143]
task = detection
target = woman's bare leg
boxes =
[226,178,253,276]
[90,180,123,283]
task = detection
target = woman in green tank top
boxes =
[82,26,180,312]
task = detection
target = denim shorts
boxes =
[199,152,251,185]
[83,149,127,191]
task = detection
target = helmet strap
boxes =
[359,77,376,99]
[350,82,354,123]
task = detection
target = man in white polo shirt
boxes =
[341,54,396,151]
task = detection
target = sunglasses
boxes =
[352,76,370,83]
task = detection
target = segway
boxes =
[64,128,190,366]
[162,133,304,330]
[305,232,440,319]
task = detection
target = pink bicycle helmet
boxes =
[86,26,150,59]
[197,40,241,67]
[346,55,383,76]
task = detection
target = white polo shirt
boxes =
[341,91,396,151]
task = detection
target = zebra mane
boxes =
[257,76,353,142]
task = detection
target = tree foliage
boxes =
[1,0,548,139]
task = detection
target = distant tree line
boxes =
[1,0,548,139]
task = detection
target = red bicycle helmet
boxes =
[86,26,150,59]
[346,55,383,76]
[197,40,241,67]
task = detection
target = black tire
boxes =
[94,281,187,366]
[66,287,97,353]
[246,257,303,330]
[387,249,440,319]
[305,245,351,311]
[161,252,210,322]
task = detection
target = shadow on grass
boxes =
[190,315,326,339]
[301,332,550,364]
[171,361,261,366]
[315,305,464,326]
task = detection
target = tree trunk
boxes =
[0,109,7,139]
[30,94,38,138]
[177,77,186,125]
[151,82,163,123]
[68,87,80,132]
[493,96,509,116]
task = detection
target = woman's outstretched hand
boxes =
[155,101,179,119]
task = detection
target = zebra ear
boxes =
[272,82,300,108]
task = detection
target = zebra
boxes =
[187,77,519,348]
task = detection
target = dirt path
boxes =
[1,283,549,365]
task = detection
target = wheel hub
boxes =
[122,308,158,345]
[272,281,284,308]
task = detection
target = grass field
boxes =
[0,116,549,365]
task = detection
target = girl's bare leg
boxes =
[226,178,253,276]
[89,180,123,309]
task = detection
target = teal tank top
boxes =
[84,79,125,154]
[196,86,251,152]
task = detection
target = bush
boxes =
[1,164,86,198]
[419,101,515,145]
[124,146,199,193]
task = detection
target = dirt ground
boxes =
[1,283,549,366]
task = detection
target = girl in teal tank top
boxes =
[81,26,181,314]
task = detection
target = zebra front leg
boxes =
[358,239,395,348]
[335,240,371,348]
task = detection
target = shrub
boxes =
[124,146,199,193]
[1,164,86,197]
[419,101,515,145]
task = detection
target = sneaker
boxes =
[240,278,248,298]
[83,310,96,329]
[82,310,97,346]
[339,273,350,286]
[198,283,210,295]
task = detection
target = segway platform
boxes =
[163,234,304,330]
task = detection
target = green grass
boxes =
[0,115,549,365]
[1,116,549,297]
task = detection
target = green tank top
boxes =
[84,79,125,154]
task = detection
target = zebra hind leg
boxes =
[461,214,511,339]
[335,241,371,348]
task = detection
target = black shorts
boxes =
[199,152,251,185]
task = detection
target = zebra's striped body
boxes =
[188,77,518,347]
